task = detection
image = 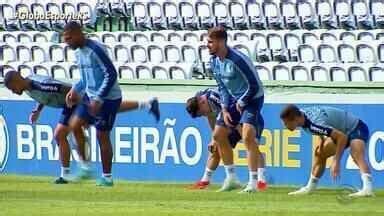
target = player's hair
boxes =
[280,104,302,120]
[63,21,82,32]
[3,70,20,89]
[186,96,199,118]
[208,26,227,42]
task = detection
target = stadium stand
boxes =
[0,0,383,81]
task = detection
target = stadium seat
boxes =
[114,44,131,63]
[196,1,213,29]
[33,32,50,43]
[318,43,338,63]
[357,31,375,41]
[246,1,266,30]
[198,43,210,63]
[184,32,200,43]
[163,1,181,30]
[371,0,384,28]
[148,44,164,63]
[170,63,192,79]
[255,63,273,81]
[292,64,311,81]
[212,1,231,28]
[349,65,368,81]
[117,32,133,43]
[284,31,301,61]
[64,45,77,62]
[334,0,356,30]
[338,43,356,63]
[51,63,70,79]
[181,44,199,63]
[133,31,150,43]
[150,31,167,42]
[31,45,47,63]
[132,1,150,30]
[312,64,330,81]
[228,1,247,29]
[18,62,34,78]
[273,63,292,80]
[232,31,249,42]
[179,1,198,30]
[31,1,50,31]
[378,43,384,63]
[340,31,357,42]
[168,31,183,42]
[298,44,318,62]
[47,1,64,31]
[49,44,65,62]
[267,32,288,62]
[1,44,17,63]
[352,0,374,30]
[297,0,319,30]
[69,64,80,79]
[16,44,32,62]
[356,42,377,63]
[330,65,348,81]
[263,0,283,30]
[369,66,384,81]
[136,64,153,79]
[118,64,136,79]
[131,44,148,63]
[2,32,17,43]
[152,65,169,80]
[317,0,337,29]
[164,44,182,62]
[1,3,18,31]
[148,1,166,30]
[281,0,301,30]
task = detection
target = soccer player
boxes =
[280,105,374,197]
[207,26,266,193]
[185,88,242,189]
[3,71,160,184]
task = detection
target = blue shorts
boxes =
[58,105,76,126]
[216,96,264,140]
[347,120,369,146]
[74,96,122,131]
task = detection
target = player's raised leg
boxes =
[118,98,160,122]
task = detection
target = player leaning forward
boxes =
[207,27,267,193]
[280,105,374,197]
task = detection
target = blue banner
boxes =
[0,100,383,188]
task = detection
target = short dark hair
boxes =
[186,96,199,118]
[63,21,82,32]
[280,104,302,120]
[208,26,227,42]
[3,70,19,88]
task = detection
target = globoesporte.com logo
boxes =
[0,109,10,172]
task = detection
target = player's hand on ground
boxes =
[222,110,234,127]
[330,161,340,181]
[89,100,102,117]
[29,110,40,124]
[236,102,243,114]
[66,88,80,108]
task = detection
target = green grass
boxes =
[0,175,383,216]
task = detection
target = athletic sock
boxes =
[61,167,71,178]
[224,165,236,180]
[257,168,266,182]
[138,101,151,110]
[306,175,319,190]
[361,173,373,191]
[201,168,214,182]
[248,171,258,187]
[103,173,112,180]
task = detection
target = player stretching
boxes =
[186,88,243,189]
[280,105,373,197]
[63,21,125,186]
[3,71,160,184]
[207,26,266,193]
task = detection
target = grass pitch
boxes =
[0,175,383,216]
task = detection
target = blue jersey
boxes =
[195,88,236,117]
[73,39,122,102]
[25,74,71,108]
[302,106,360,137]
[211,47,264,108]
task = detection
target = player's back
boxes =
[302,106,359,135]
[26,74,71,108]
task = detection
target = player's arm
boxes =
[92,48,118,103]
[30,103,44,124]
[329,129,348,179]
[207,114,216,131]
[235,61,260,108]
